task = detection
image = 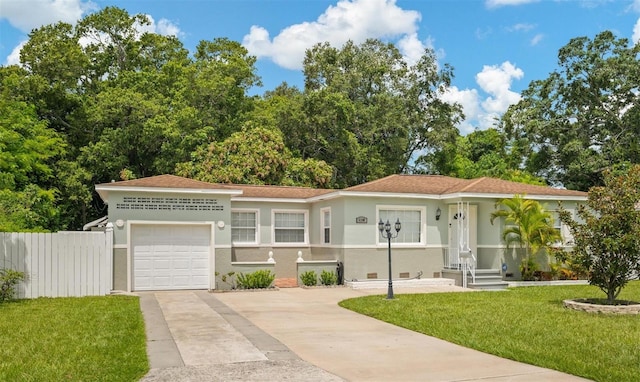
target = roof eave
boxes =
[231,197,312,203]
[95,185,243,203]
[440,192,588,201]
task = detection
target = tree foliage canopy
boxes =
[500,31,640,191]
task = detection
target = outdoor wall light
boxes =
[435,207,441,221]
[378,218,401,300]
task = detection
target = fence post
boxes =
[105,223,114,294]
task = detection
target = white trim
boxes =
[320,207,331,246]
[114,244,128,249]
[230,208,260,245]
[96,185,242,195]
[439,192,587,201]
[126,220,216,292]
[231,197,310,203]
[271,209,309,246]
[376,205,427,246]
[307,190,587,202]
[96,185,242,203]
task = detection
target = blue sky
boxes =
[1,0,640,133]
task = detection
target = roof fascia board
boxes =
[95,185,243,196]
[331,191,441,200]
[231,197,311,204]
[440,192,587,201]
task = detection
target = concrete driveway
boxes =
[139,286,590,382]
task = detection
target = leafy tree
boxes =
[559,165,640,303]
[297,39,462,186]
[420,128,545,185]
[500,31,640,190]
[491,195,561,280]
[0,185,57,232]
[189,38,261,141]
[176,125,333,187]
[0,97,64,190]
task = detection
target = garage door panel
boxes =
[133,225,211,291]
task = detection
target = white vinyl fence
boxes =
[0,224,113,299]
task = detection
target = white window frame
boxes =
[272,209,309,245]
[376,205,426,247]
[231,209,260,246]
[321,207,331,245]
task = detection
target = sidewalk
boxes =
[139,286,591,381]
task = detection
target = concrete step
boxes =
[466,269,508,290]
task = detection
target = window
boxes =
[550,210,574,245]
[231,210,258,244]
[321,208,331,245]
[377,206,425,244]
[273,210,308,244]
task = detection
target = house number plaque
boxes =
[355,216,368,224]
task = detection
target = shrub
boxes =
[0,268,25,302]
[300,270,317,286]
[236,269,275,289]
[559,165,640,303]
[320,270,338,286]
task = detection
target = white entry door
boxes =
[132,224,211,291]
[447,204,478,268]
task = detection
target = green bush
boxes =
[0,268,25,302]
[320,270,338,286]
[236,269,275,289]
[300,270,317,286]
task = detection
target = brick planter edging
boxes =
[563,299,640,314]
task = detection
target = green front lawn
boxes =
[0,296,148,381]
[339,281,640,382]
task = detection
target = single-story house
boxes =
[95,174,587,292]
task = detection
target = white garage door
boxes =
[132,224,211,291]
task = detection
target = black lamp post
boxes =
[378,218,401,299]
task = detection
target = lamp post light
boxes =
[378,218,401,300]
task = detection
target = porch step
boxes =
[468,269,509,291]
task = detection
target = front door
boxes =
[447,203,478,268]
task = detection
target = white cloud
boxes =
[486,0,539,8]
[135,15,182,37]
[442,61,524,133]
[477,61,523,114]
[5,40,27,66]
[243,0,422,70]
[397,33,435,66]
[530,33,544,46]
[441,86,481,135]
[508,23,535,32]
[475,27,493,40]
[0,0,97,32]
[156,18,181,37]
[633,18,640,45]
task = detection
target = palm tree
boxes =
[490,195,561,280]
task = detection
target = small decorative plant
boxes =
[236,269,275,289]
[320,270,338,286]
[215,271,237,289]
[0,268,25,302]
[300,270,318,286]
